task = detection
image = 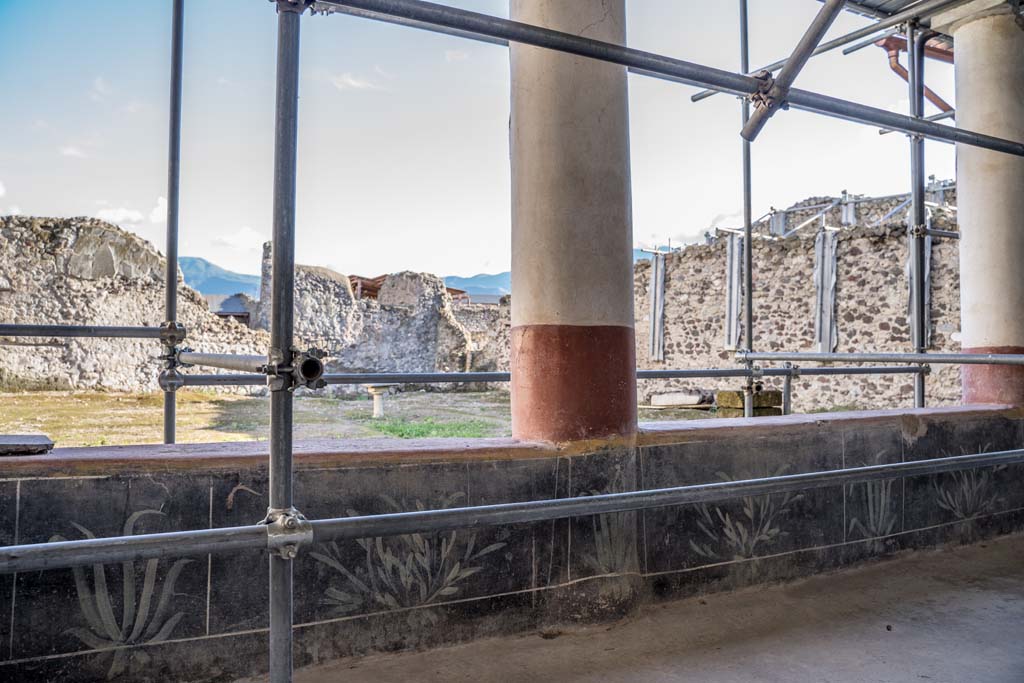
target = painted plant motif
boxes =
[578,461,640,575]
[310,492,505,621]
[933,444,1005,522]
[848,452,898,548]
[688,464,803,561]
[50,510,194,680]
[580,511,639,575]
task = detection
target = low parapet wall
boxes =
[1,405,1021,681]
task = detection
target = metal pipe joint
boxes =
[267,347,327,391]
[159,321,187,346]
[158,368,186,393]
[263,507,313,560]
[272,0,314,13]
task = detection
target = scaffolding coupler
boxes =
[263,507,314,560]
[272,0,314,14]
[267,347,328,391]
[159,321,187,346]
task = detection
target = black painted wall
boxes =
[1,410,1022,682]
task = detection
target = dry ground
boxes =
[0,390,711,448]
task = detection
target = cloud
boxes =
[0,180,5,198]
[150,196,167,224]
[212,226,267,251]
[329,72,384,91]
[90,76,111,102]
[8,206,21,216]
[445,49,469,63]
[95,207,144,225]
[59,145,87,158]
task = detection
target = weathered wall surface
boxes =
[0,407,1019,681]
[633,214,961,411]
[458,296,511,373]
[2,187,964,411]
[0,226,475,393]
[0,217,267,392]
[257,244,472,380]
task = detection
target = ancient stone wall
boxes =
[2,186,965,412]
[633,202,961,411]
[458,296,510,374]
[256,244,472,383]
[0,217,267,392]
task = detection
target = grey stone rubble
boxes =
[1,184,962,410]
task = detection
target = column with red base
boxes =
[509,0,637,441]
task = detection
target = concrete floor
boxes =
[291,534,1024,683]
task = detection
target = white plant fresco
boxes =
[848,452,899,549]
[578,460,640,576]
[688,464,804,561]
[849,478,898,546]
[933,444,1005,527]
[580,511,639,576]
[310,492,505,623]
[50,510,194,680]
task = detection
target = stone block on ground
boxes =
[715,389,783,409]
[715,407,783,418]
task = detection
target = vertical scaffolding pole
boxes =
[268,2,304,680]
[907,24,928,408]
[740,0,754,417]
[163,0,184,444]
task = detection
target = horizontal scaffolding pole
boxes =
[176,351,267,374]
[691,0,972,102]
[316,0,1024,157]
[739,351,1024,366]
[0,525,267,574]
[879,109,955,135]
[739,0,847,142]
[3,447,1021,575]
[175,365,927,387]
[0,324,164,339]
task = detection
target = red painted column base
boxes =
[511,324,637,442]
[962,346,1024,406]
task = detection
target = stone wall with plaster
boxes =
[632,199,961,412]
[0,217,268,392]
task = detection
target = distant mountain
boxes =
[445,250,661,297]
[179,257,261,298]
[444,272,511,297]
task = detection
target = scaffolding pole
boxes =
[268,2,306,680]
[315,0,1024,157]
[908,25,933,409]
[0,324,164,339]
[163,0,185,444]
[171,366,927,387]
[690,0,973,102]
[738,351,1024,366]
[3,447,1023,575]
[740,0,754,417]
[740,0,846,141]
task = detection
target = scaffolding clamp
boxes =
[267,346,328,392]
[159,321,187,346]
[910,223,927,238]
[272,0,313,13]
[158,367,186,393]
[749,70,789,115]
[263,507,313,560]
[784,361,801,378]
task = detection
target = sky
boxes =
[0,0,956,277]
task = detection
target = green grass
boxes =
[369,417,491,439]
